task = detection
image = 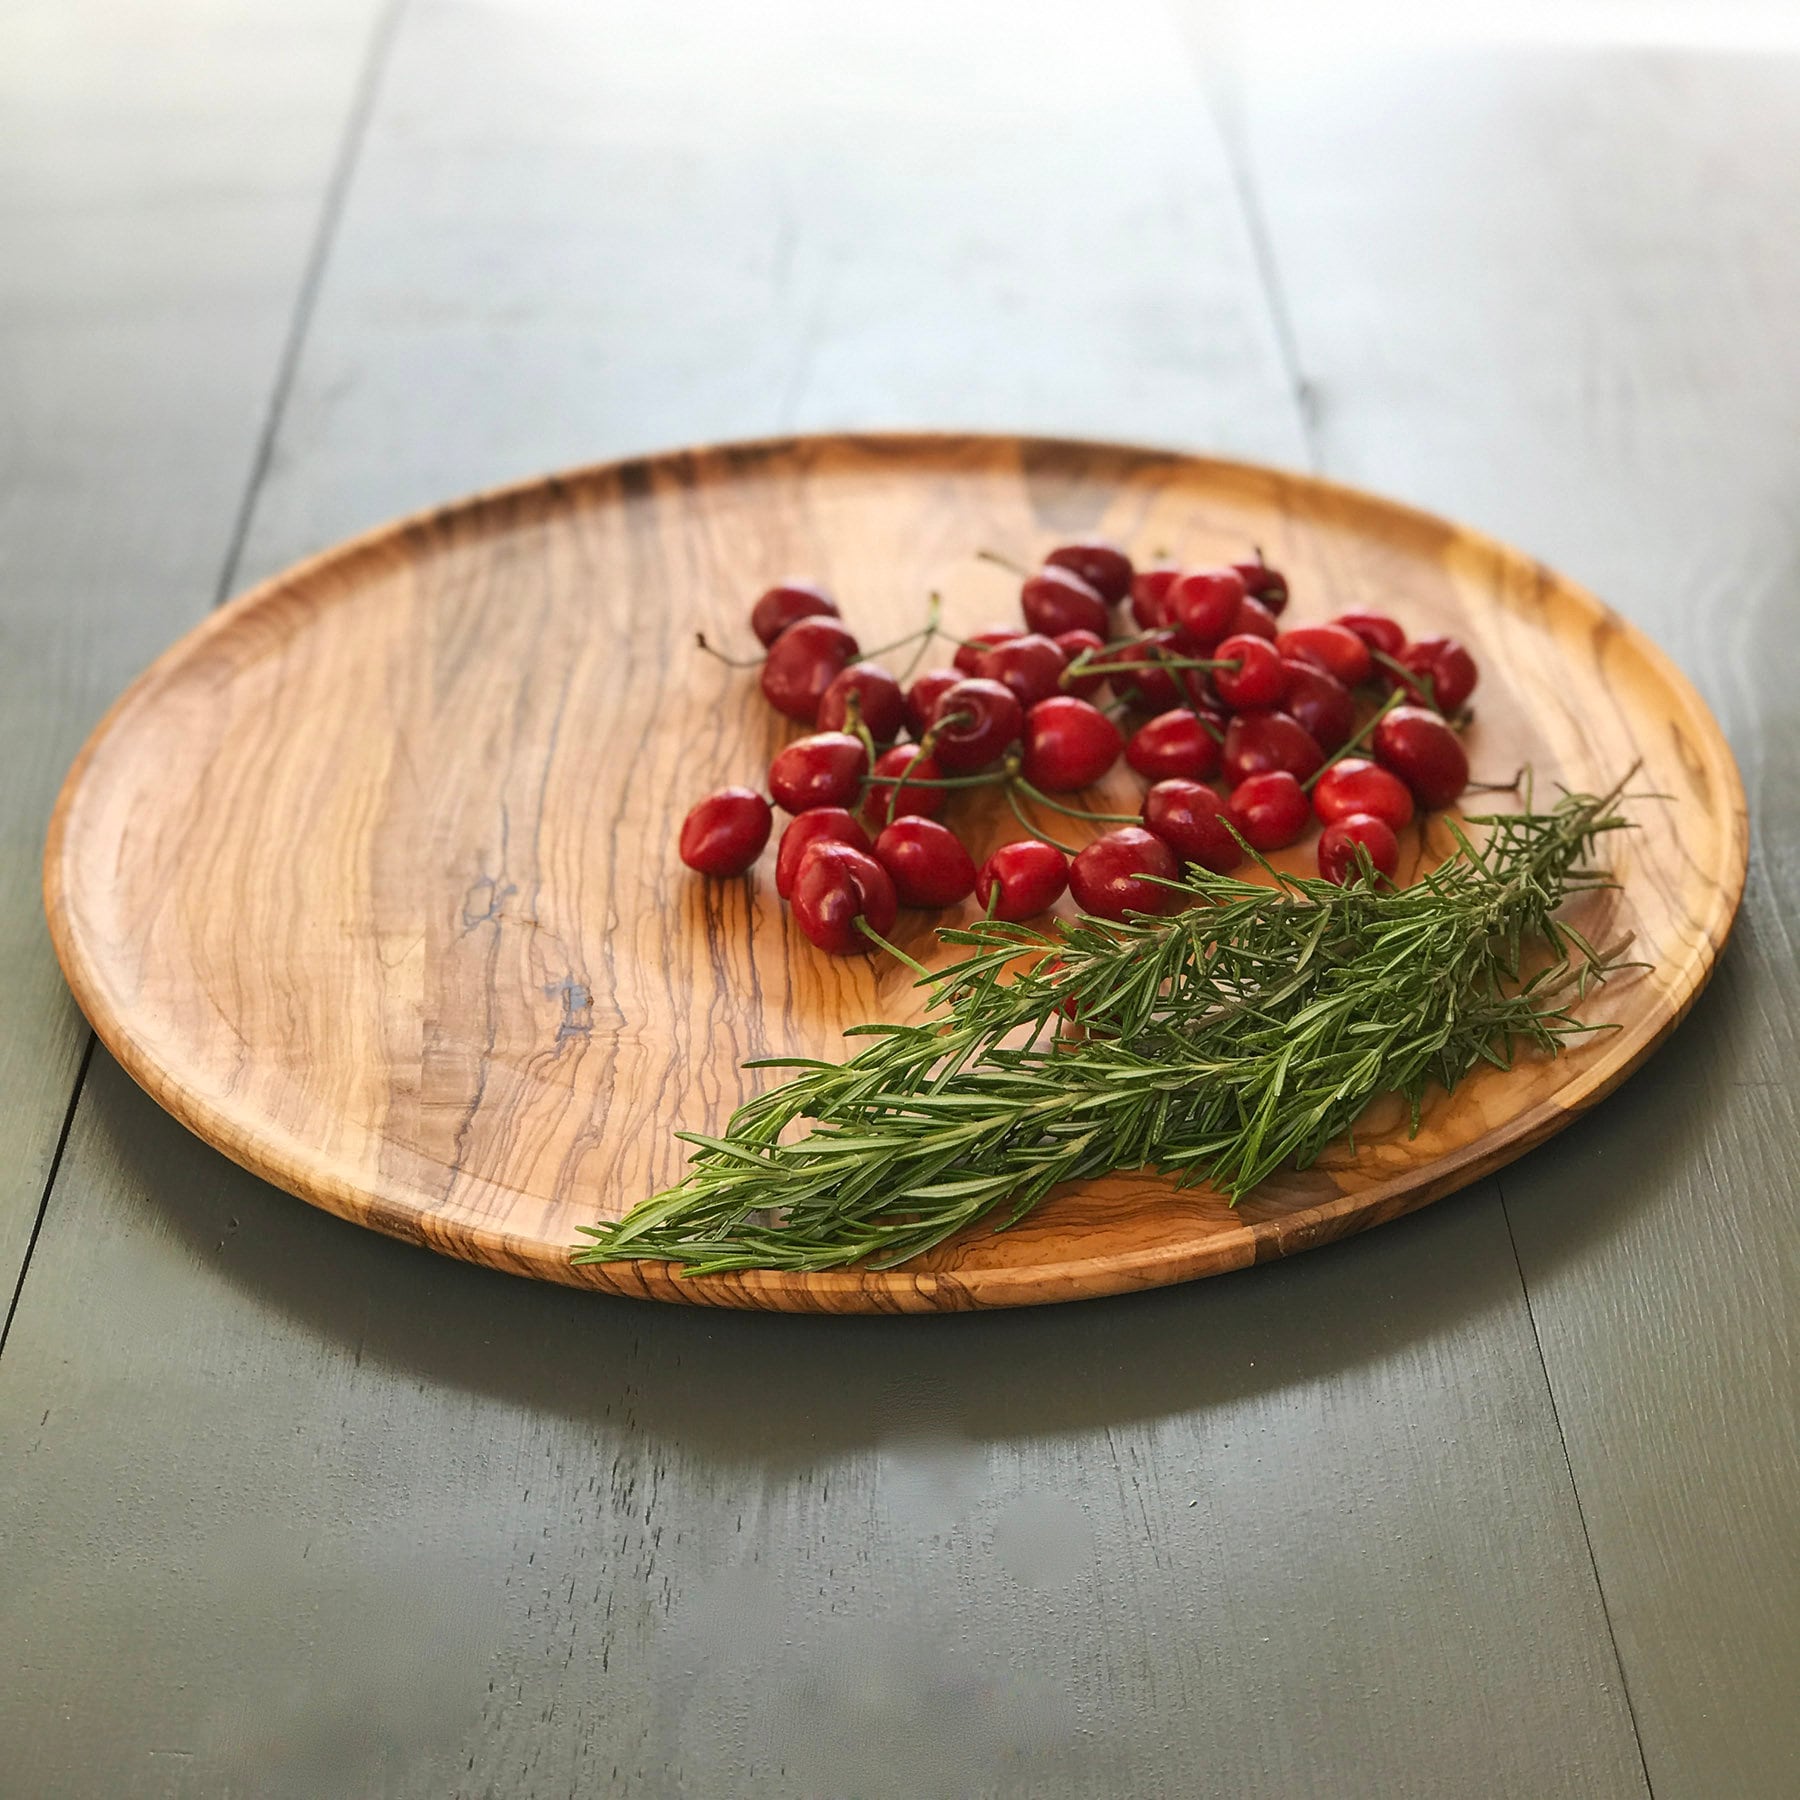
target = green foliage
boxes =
[575,786,1634,1276]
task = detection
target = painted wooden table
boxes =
[2,4,1794,1795]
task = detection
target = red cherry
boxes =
[1166,568,1245,651]
[1231,558,1289,615]
[979,632,1068,708]
[860,744,946,831]
[1335,611,1405,658]
[1045,538,1133,606]
[790,842,898,955]
[768,731,870,814]
[1210,633,1289,710]
[816,661,905,741]
[955,627,1021,677]
[1020,566,1108,638]
[1230,594,1281,641]
[904,667,961,740]
[760,617,860,723]
[1053,628,1107,698]
[1142,779,1241,873]
[1131,564,1179,630]
[1126,709,1223,782]
[1226,771,1311,851]
[976,839,1069,921]
[874,817,978,908]
[776,808,870,899]
[1279,660,1357,751]
[1372,706,1469,810]
[750,581,839,648]
[1393,635,1479,714]
[1021,696,1124,792]
[1069,827,1182,921]
[679,788,773,877]
[1278,623,1373,689]
[1222,710,1324,785]
[1311,758,1415,832]
[1108,630,1182,712]
[927,677,1023,773]
[1318,813,1401,886]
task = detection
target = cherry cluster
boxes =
[678,539,1479,956]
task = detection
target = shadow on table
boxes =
[85,940,1748,1473]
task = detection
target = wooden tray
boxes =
[44,434,1746,1312]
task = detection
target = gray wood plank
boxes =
[1223,38,1800,1798]
[2,4,1652,1795]
[0,0,390,1305]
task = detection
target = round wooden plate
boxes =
[45,434,1745,1312]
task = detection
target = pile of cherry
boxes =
[678,539,1479,956]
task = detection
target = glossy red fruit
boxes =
[1279,660,1357,751]
[927,677,1023,773]
[1311,757,1415,831]
[1021,696,1124,792]
[816,661,905,741]
[1053,628,1107,698]
[1020,566,1109,638]
[1222,710,1324,785]
[1166,568,1246,651]
[904,667,961,740]
[1373,706,1469,810]
[1131,564,1180,630]
[860,744,946,831]
[1210,633,1289,710]
[768,731,870,813]
[1126,708,1222,782]
[679,788,773,876]
[790,841,898,955]
[1318,813,1401,886]
[1045,537,1133,606]
[1226,771,1311,851]
[775,808,870,899]
[1335,611,1406,658]
[1069,827,1182,921]
[955,627,1021,677]
[1108,630,1182,712]
[976,839,1069,921]
[1231,558,1289,615]
[1393,635,1480,714]
[750,581,839,648]
[874,817,978,908]
[1230,594,1281,641]
[979,632,1068,708]
[760,616,860,722]
[1141,779,1241,873]
[1278,623,1373,689]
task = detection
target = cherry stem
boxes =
[853,917,933,977]
[1466,768,1525,793]
[1300,689,1405,793]
[840,690,879,768]
[1369,647,1438,711]
[863,769,1004,790]
[1012,777,1141,826]
[1066,653,1239,681]
[976,547,1032,579]
[861,617,937,661]
[693,630,762,670]
[1005,784,1080,856]
[895,593,942,683]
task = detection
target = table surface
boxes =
[2,4,1794,1796]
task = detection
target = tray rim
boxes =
[43,430,1751,1312]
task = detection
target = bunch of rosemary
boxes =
[574,786,1634,1275]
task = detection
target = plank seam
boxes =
[1,0,410,1362]
[1500,1178,1659,1800]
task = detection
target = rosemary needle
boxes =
[574,785,1636,1276]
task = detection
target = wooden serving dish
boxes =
[44,435,1746,1311]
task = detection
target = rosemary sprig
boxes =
[574,785,1636,1276]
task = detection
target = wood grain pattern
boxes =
[45,433,1746,1310]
